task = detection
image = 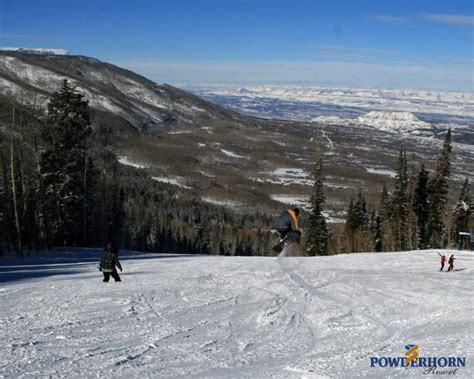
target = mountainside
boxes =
[0,51,238,132]
[0,52,472,219]
[1,248,473,377]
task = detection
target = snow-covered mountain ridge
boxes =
[313,111,432,134]
[187,84,474,118]
[186,84,474,139]
[1,248,473,377]
[0,51,237,131]
[357,111,431,132]
[0,47,69,55]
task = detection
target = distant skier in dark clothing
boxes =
[438,253,446,271]
[447,254,456,272]
[99,240,122,282]
[272,207,302,255]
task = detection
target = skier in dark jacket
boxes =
[438,253,446,271]
[99,240,122,282]
[447,254,455,272]
[272,207,302,254]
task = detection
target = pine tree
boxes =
[345,189,371,252]
[305,159,328,256]
[40,80,92,246]
[426,129,452,248]
[0,131,5,254]
[452,178,472,248]
[378,184,390,224]
[369,208,383,252]
[378,184,391,251]
[346,190,369,233]
[346,198,356,232]
[390,148,409,251]
[354,189,369,228]
[413,163,429,249]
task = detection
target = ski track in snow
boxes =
[0,249,473,378]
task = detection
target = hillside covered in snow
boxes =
[1,249,473,377]
[0,51,237,131]
[187,84,474,139]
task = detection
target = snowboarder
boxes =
[272,207,302,255]
[438,253,446,271]
[447,254,456,272]
[99,240,123,282]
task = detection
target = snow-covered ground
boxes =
[152,176,191,189]
[1,249,473,378]
[117,156,149,169]
[185,85,474,139]
[220,149,246,159]
[186,84,474,118]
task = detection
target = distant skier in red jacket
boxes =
[447,254,456,272]
[438,253,446,271]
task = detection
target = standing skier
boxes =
[438,253,446,271]
[99,240,123,282]
[272,207,302,255]
[447,254,456,272]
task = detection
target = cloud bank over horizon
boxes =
[113,57,473,92]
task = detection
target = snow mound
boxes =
[357,111,431,133]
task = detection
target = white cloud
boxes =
[423,14,474,25]
[373,15,408,23]
[111,58,473,91]
[305,44,400,64]
[306,44,398,55]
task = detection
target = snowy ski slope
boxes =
[1,249,473,378]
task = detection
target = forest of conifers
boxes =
[0,81,472,256]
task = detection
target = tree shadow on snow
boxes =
[0,249,201,284]
[0,266,86,284]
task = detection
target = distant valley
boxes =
[1,52,472,222]
[185,84,474,142]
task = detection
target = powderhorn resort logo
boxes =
[370,344,467,375]
[405,344,419,364]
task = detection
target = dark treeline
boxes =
[0,81,274,256]
[0,82,472,256]
[336,131,473,253]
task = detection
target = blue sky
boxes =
[1,0,473,90]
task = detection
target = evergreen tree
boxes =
[345,198,356,232]
[369,208,383,252]
[426,129,452,247]
[378,184,390,225]
[305,159,328,256]
[40,80,92,246]
[83,156,99,246]
[378,184,390,251]
[390,148,409,251]
[412,163,430,249]
[353,189,369,228]
[346,189,369,231]
[345,189,371,252]
[452,178,472,248]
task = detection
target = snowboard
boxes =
[272,234,289,253]
[272,240,285,253]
